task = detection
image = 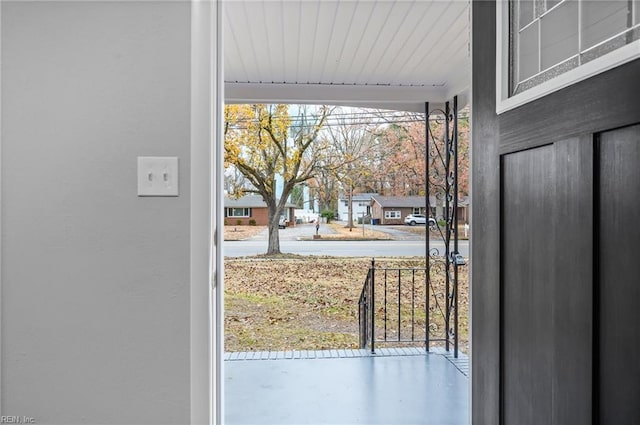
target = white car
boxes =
[404,214,436,226]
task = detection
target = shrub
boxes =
[224,219,228,226]
[236,219,243,226]
[248,219,257,226]
[320,209,334,224]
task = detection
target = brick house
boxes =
[370,195,431,225]
[370,195,468,225]
[224,195,296,226]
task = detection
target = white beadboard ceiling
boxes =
[224,0,470,112]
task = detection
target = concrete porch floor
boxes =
[224,347,469,425]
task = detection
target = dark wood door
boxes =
[501,146,555,425]
[598,124,640,424]
[471,2,640,424]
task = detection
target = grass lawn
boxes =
[322,222,393,240]
[224,256,469,353]
[224,225,266,241]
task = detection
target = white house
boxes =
[337,192,377,222]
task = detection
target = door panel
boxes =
[598,124,640,424]
[552,138,593,425]
[502,146,555,425]
[502,139,594,425]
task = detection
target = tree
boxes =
[371,110,469,201]
[374,122,426,196]
[224,104,330,254]
[289,184,305,208]
[325,109,378,230]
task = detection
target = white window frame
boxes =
[226,207,250,218]
[496,0,640,114]
[384,210,401,219]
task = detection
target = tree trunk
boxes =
[347,184,354,230]
[266,206,281,255]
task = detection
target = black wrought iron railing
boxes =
[358,265,373,351]
[358,257,461,357]
[359,96,465,358]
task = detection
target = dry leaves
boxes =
[223,225,266,241]
[224,257,469,353]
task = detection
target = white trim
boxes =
[214,0,225,421]
[0,0,3,416]
[496,0,640,114]
[226,82,450,113]
[226,207,251,218]
[384,210,401,219]
[496,0,510,113]
[190,1,222,424]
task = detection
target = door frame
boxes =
[191,1,224,424]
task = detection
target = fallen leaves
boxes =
[223,225,267,241]
[321,223,393,240]
[224,257,469,352]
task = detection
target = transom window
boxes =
[226,207,250,217]
[385,210,401,219]
[510,0,640,96]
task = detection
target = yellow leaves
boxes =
[224,103,329,197]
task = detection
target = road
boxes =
[223,238,469,258]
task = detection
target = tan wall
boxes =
[371,203,383,223]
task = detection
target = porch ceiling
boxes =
[224,0,471,112]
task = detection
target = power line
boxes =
[226,112,469,130]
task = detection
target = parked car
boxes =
[404,214,436,226]
[278,216,288,229]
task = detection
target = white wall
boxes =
[337,199,370,222]
[2,2,192,423]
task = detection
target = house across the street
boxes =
[337,192,377,222]
[370,195,431,225]
[370,195,469,225]
[224,195,296,226]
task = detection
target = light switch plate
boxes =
[137,157,179,196]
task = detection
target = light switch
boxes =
[137,157,179,196]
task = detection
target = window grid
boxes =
[511,0,640,96]
[384,210,401,219]
[226,208,251,218]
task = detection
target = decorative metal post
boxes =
[425,97,460,357]
[444,100,451,353]
[453,96,459,358]
[370,258,375,354]
[424,101,430,352]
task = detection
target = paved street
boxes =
[224,223,469,258]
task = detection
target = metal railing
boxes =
[359,96,465,358]
[358,258,460,357]
[358,265,373,351]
